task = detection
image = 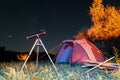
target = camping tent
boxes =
[54,39,105,65]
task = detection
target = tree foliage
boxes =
[75,0,120,41]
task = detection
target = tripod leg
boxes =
[39,39,57,71]
[36,45,39,68]
[20,39,39,72]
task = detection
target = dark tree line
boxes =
[0,46,55,62]
[0,46,20,62]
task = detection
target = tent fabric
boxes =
[54,39,105,65]
[56,46,72,62]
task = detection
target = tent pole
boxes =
[84,56,115,74]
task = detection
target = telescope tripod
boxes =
[20,38,57,72]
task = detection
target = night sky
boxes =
[0,0,119,52]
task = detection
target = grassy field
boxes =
[0,60,119,80]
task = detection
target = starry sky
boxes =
[0,0,119,52]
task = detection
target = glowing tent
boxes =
[54,39,105,66]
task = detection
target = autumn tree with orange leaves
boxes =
[75,0,120,57]
[75,0,120,41]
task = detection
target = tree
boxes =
[75,0,120,41]
[0,46,5,52]
[74,0,120,56]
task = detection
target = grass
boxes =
[0,60,119,80]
